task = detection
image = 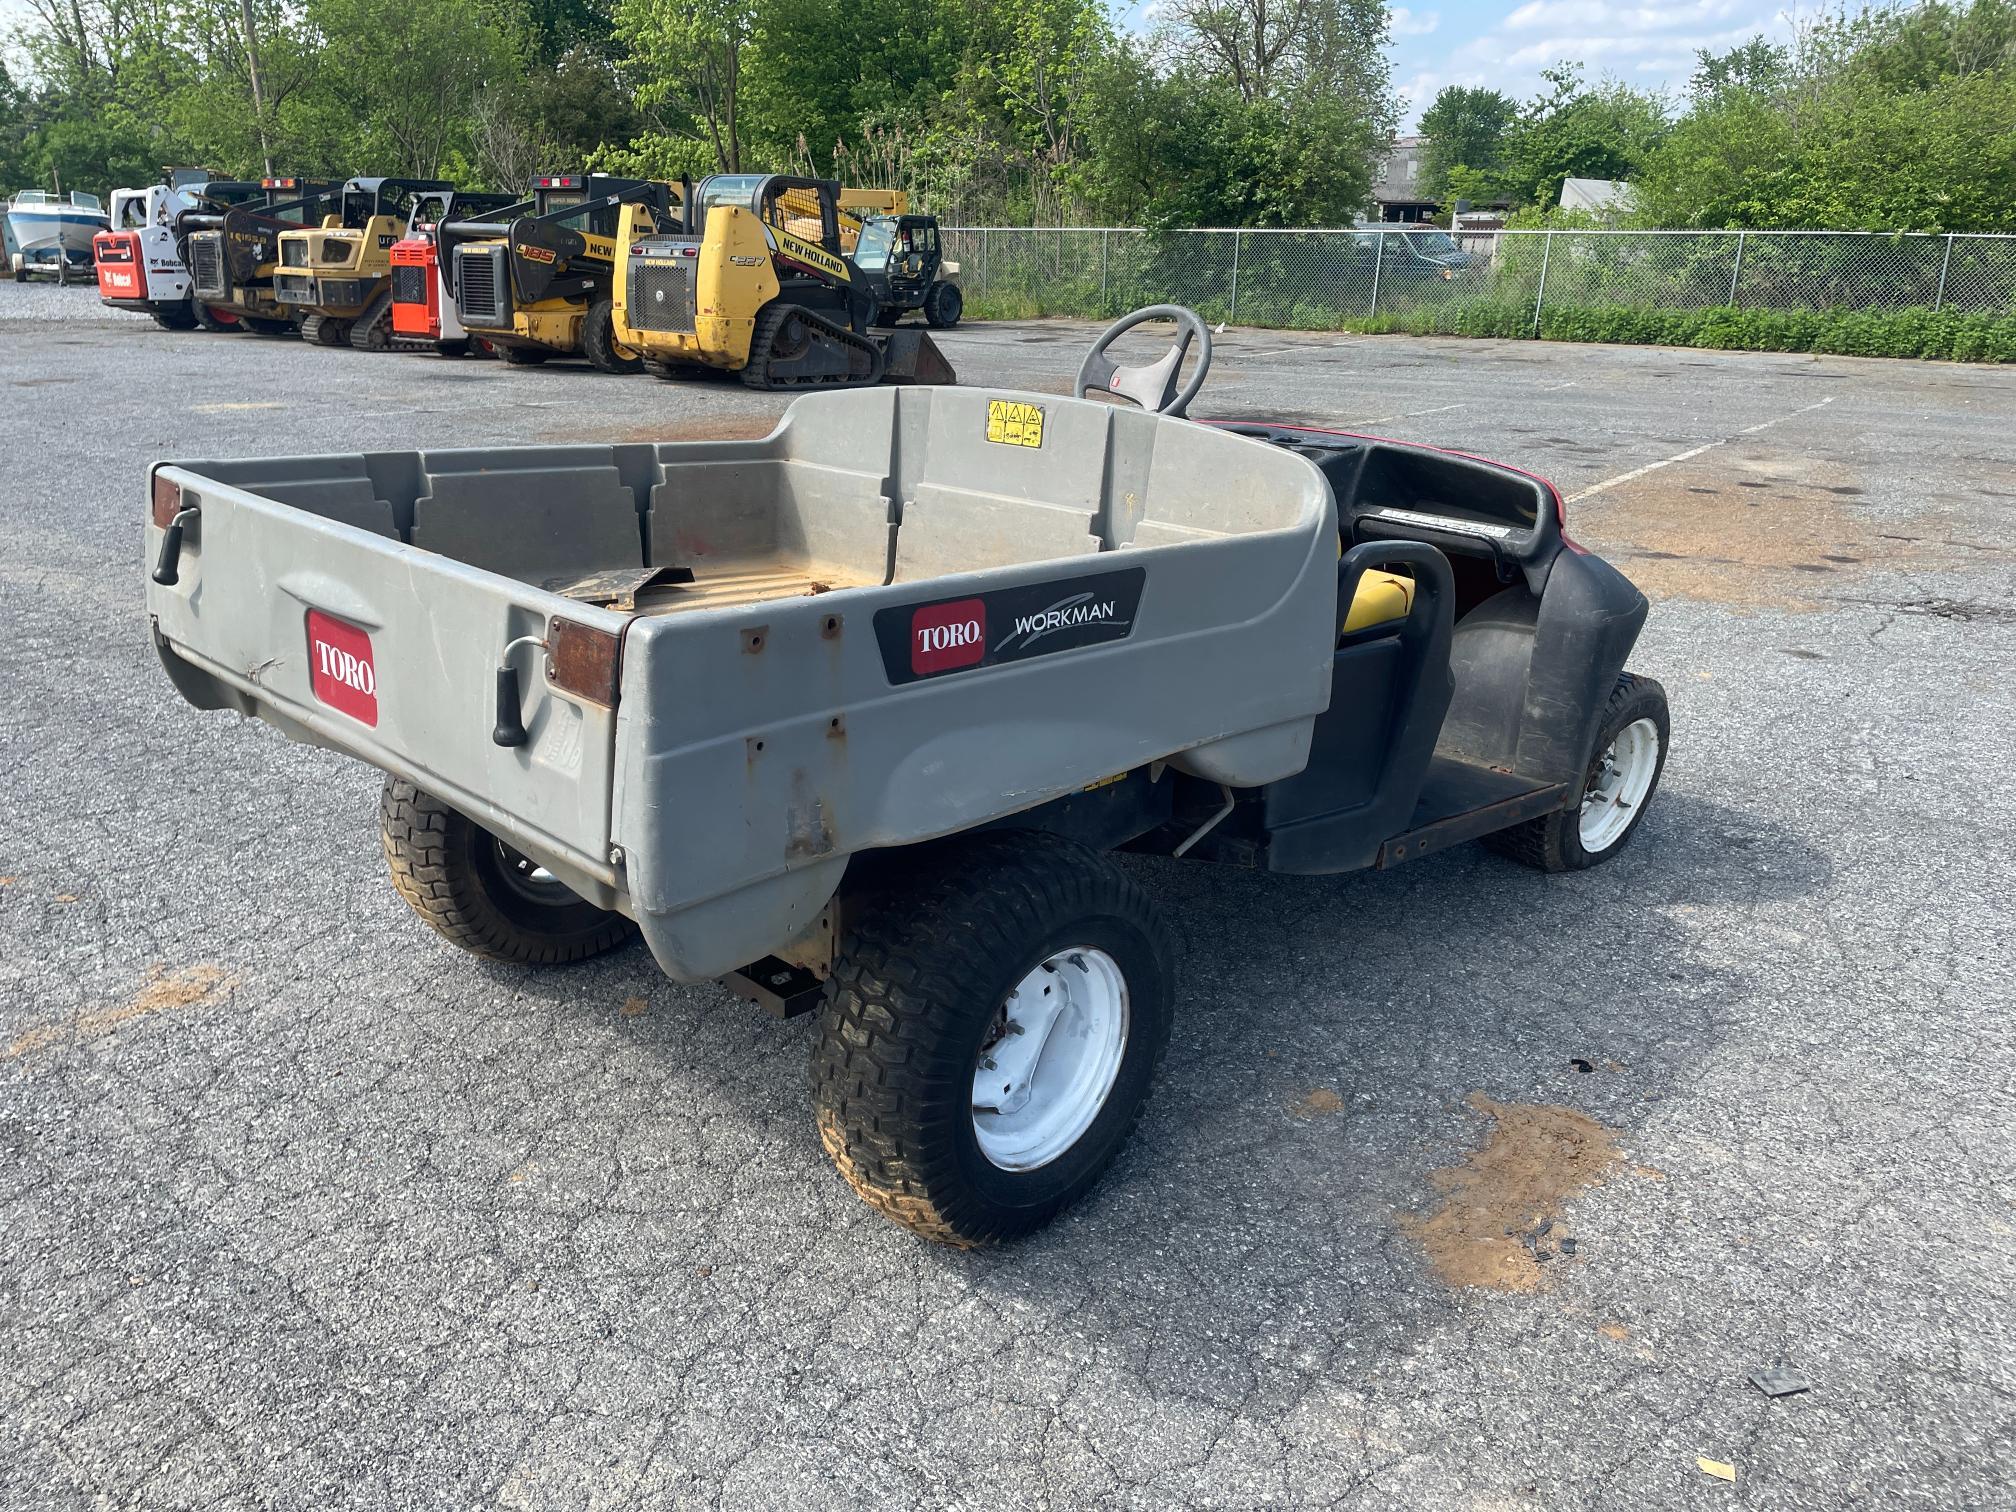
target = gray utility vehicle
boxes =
[146,306,1669,1246]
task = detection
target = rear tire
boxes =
[192,302,240,333]
[581,297,642,374]
[1485,671,1670,872]
[379,776,636,965]
[811,832,1176,1246]
[497,343,550,366]
[152,301,199,331]
[243,316,293,336]
[924,281,963,328]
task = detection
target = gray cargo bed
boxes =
[148,387,1338,980]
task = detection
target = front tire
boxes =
[581,297,642,374]
[811,832,1176,1246]
[1486,671,1670,871]
[496,343,549,366]
[924,281,963,328]
[379,777,635,964]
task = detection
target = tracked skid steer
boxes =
[273,177,456,351]
[440,174,679,373]
[613,173,955,391]
[176,178,339,336]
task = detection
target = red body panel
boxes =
[94,230,143,301]
[390,237,439,339]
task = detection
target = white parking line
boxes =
[1344,400,1468,426]
[1567,395,1838,503]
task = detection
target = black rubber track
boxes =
[740,302,885,391]
[1484,670,1670,871]
[811,831,1176,1246]
[379,777,635,965]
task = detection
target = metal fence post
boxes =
[1228,230,1242,322]
[1368,229,1383,318]
[1101,228,1109,310]
[1935,233,1954,312]
[1532,231,1553,336]
[980,228,988,297]
[1728,231,1745,307]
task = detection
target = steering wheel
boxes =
[1074,304,1213,418]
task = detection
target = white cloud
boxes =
[1502,0,1746,32]
[1390,7,1442,37]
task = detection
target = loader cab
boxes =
[691,173,845,256]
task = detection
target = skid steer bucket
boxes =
[879,328,957,386]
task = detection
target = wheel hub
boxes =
[971,948,1130,1171]
[1578,717,1661,853]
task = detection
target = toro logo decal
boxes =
[874,568,1145,685]
[909,598,986,676]
[305,609,378,726]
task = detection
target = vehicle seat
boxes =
[1343,568,1415,635]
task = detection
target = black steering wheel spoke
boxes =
[1073,304,1213,418]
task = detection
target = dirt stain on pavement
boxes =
[620,995,649,1018]
[1572,450,1998,611]
[7,962,239,1060]
[1291,1087,1345,1118]
[1400,1093,1626,1292]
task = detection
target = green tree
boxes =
[1417,84,1514,200]
[1494,65,1668,209]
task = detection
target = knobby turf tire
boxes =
[1485,670,1670,872]
[810,831,1176,1247]
[379,776,635,965]
[581,297,642,374]
[923,281,963,329]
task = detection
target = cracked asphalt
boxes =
[3,283,2013,1510]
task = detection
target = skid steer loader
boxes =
[440,173,678,372]
[387,188,530,356]
[177,178,340,335]
[94,174,265,328]
[273,177,456,350]
[612,173,955,391]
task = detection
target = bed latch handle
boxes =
[152,506,199,586]
[493,635,547,747]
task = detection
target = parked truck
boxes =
[144,308,1667,1246]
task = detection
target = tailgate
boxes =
[146,463,628,890]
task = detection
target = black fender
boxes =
[1440,551,1648,787]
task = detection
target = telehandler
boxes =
[94,174,265,328]
[178,178,339,335]
[441,173,678,372]
[853,213,962,328]
[387,188,529,356]
[273,177,456,350]
[613,173,954,390]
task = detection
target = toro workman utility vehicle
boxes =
[387,188,528,356]
[441,173,678,372]
[94,174,265,328]
[178,178,339,335]
[145,306,1669,1248]
[613,173,954,390]
[273,177,455,350]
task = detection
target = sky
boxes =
[1112,0,1805,129]
[1381,0,1799,127]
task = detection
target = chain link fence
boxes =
[943,227,2016,329]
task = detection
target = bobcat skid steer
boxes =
[94,175,265,329]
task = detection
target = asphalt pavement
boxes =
[2,282,2012,1510]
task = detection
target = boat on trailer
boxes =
[8,190,109,281]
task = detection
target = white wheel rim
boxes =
[972,947,1130,1172]
[1579,717,1660,853]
